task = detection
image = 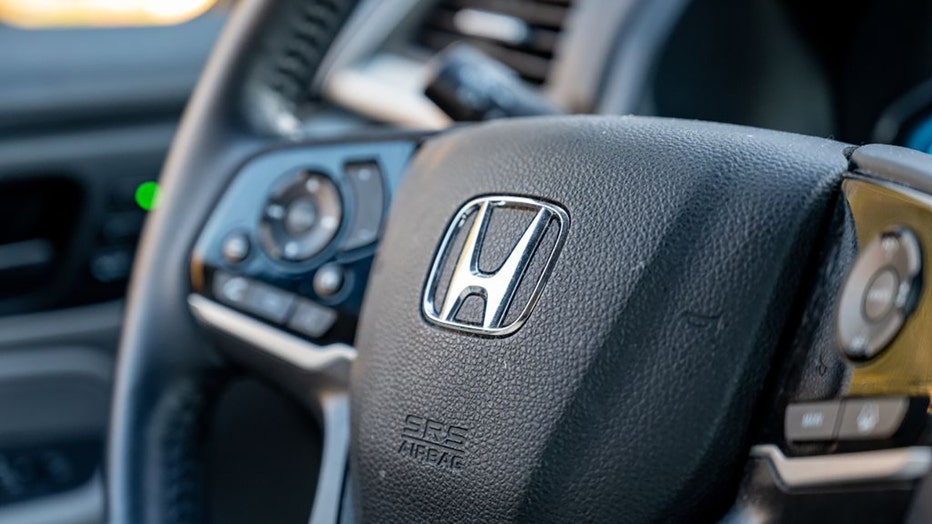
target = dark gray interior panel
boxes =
[0,14,224,133]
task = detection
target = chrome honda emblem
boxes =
[422,196,569,336]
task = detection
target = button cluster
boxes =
[252,161,387,265]
[785,397,909,442]
[212,270,338,339]
[259,171,343,263]
[837,227,922,361]
[194,155,395,344]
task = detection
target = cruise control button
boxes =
[837,397,908,440]
[313,263,345,298]
[212,272,294,324]
[213,271,251,307]
[222,232,251,265]
[288,299,338,338]
[785,401,841,442]
[243,282,295,324]
[343,162,385,250]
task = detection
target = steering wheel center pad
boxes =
[351,116,850,522]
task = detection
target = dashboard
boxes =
[316,0,686,128]
[317,0,932,152]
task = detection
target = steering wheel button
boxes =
[211,271,294,323]
[242,282,295,324]
[313,263,345,298]
[343,161,385,251]
[862,268,899,321]
[265,204,285,220]
[284,198,318,235]
[283,242,300,259]
[836,227,923,361]
[785,401,842,442]
[259,171,343,262]
[837,397,908,440]
[287,299,338,339]
[221,232,250,265]
[212,271,250,306]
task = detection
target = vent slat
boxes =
[417,0,573,85]
[425,9,560,54]
[446,0,569,28]
[421,30,551,83]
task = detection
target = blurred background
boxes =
[0,0,931,523]
[0,0,221,27]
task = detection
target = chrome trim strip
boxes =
[851,144,932,197]
[188,294,356,371]
[750,444,932,488]
[189,294,354,524]
[309,392,350,524]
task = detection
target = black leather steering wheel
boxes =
[107,1,932,523]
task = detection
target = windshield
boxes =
[0,0,219,28]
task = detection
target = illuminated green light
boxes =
[135,181,161,211]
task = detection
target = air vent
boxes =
[241,0,360,134]
[416,0,574,85]
[267,0,358,105]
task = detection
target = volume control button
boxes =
[343,162,385,251]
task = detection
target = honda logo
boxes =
[422,196,569,336]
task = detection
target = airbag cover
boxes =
[351,116,848,523]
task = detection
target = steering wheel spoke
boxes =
[181,134,423,524]
[185,133,422,388]
[722,145,932,522]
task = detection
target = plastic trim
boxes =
[751,444,932,489]
[188,294,356,372]
[851,144,932,197]
[0,475,103,524]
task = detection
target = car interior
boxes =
[1,0,932,523]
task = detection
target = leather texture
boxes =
[157,375,229,524]
[753,193,858,454]
[351,116,850,523]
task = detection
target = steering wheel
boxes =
[107,1,932,523]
